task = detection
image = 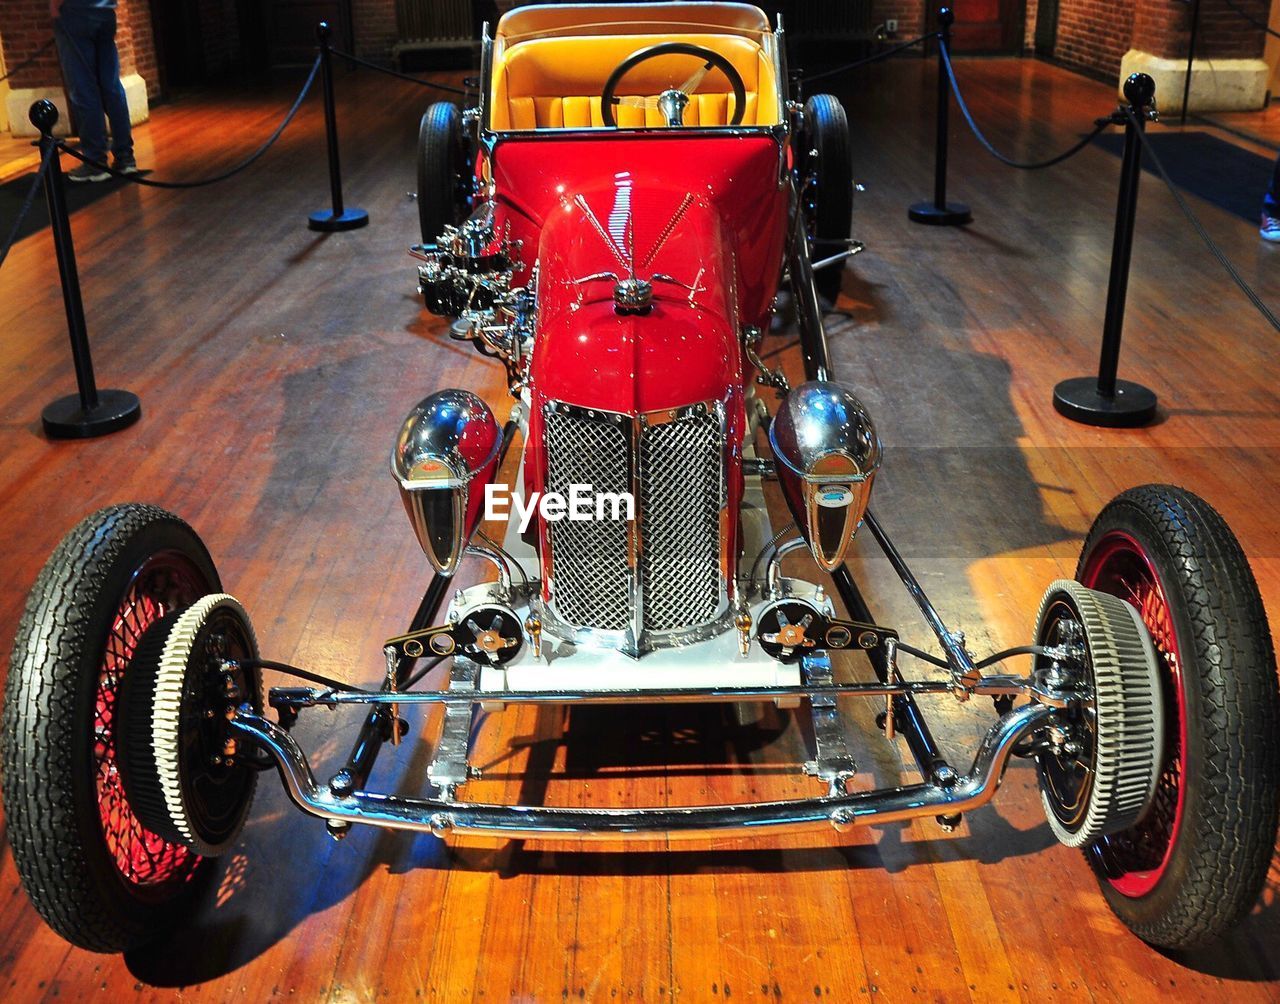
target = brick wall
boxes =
[119,0,159,98]
[1048,0,1266,77]
[4,0,63,90]
[1052,0,1135,77]
[870,0,1267,75]
[353,0,399,57]
[1193,0,1268,59]
[1,0,159,97]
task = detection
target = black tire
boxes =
[417,101,468,247]
[1,504,221,952]
[1076,484,1280,949]
[802,94,853,303]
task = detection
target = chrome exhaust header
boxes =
[231,701,1053,841]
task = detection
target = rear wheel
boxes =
[1075,484,1280,949]
[802,94,853,304]
[417,101,470,247]
[1,505,220,952]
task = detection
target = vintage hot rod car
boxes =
[3,2,1278,957]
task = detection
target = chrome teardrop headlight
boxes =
[768,380,881,571]
[391,389,501,575]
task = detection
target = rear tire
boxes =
[1,504,220,952]
[417,101,469,247]
[802,94,853,304]
[1076,484,1280,949]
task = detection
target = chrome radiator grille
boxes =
[544,407,632,631]
[640,412,724,632]
[543,401,727,648]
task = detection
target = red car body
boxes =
[485,135,789,602]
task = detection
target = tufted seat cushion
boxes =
[490,33,780,130]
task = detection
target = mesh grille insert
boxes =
[640,413,724,632]
[543,403,726,640]
[544,409,631,631]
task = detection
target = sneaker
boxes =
[66,162,110,183]
[1262,213,1280,242]
[112,156,139,175]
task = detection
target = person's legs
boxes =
[93,10,134,164]
[54,12,108,164]
[1264,154,1280,218]
[1261,153,1280,240]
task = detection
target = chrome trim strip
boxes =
[232,702,1053,839]
[479,23,492,133]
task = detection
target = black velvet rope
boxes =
[0,145,54,272]
[804,32,937,85]
[940,40,1114,169]
[56,54,321,189]
[1125,107,1280,333]
[329,48,469,96]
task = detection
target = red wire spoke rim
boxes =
[1080,530,1187,898]
[95,551,206,893]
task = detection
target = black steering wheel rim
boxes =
[600,42,748,129]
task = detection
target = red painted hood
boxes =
[530,183,740,415]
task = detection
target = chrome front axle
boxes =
[231,700,1054,841]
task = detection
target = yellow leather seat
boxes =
[491,33,780,131]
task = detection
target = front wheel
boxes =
[1073,484,1279,949]
[1,504,221,952]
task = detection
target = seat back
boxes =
[490,32,780,131]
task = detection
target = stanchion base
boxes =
[1052,377,1158,428]
[42,389,142,440]
[308,208,369,232]
[908,201,972,226]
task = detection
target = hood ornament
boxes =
[613,277,653,315]
[572,190,700,315]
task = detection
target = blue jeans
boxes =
[1266,154,1280,217]
[54,7,132,163]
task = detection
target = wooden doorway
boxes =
[947,0,1027,53]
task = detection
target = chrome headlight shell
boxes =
[391,389,501,575]
[768,381,882,572]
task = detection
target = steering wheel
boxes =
[600,42,748,129]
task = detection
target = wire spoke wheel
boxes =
[1072,484,1280,949]
[96,552,209,892]
[2,505,223,951]
[1032,580,1162,850]
[120,594,261,857]
[1080,532,1184,898]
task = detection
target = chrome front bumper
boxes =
[231,701,1053,840]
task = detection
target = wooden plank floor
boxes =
[0,55,1278,1002]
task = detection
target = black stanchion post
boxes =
[29,100,141,439]
[1180,0,1201,128]
[908,7,971,226]
[1053,73,1158,428]
[308,21,368,232]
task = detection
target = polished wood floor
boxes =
[0,55,1278,1002]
